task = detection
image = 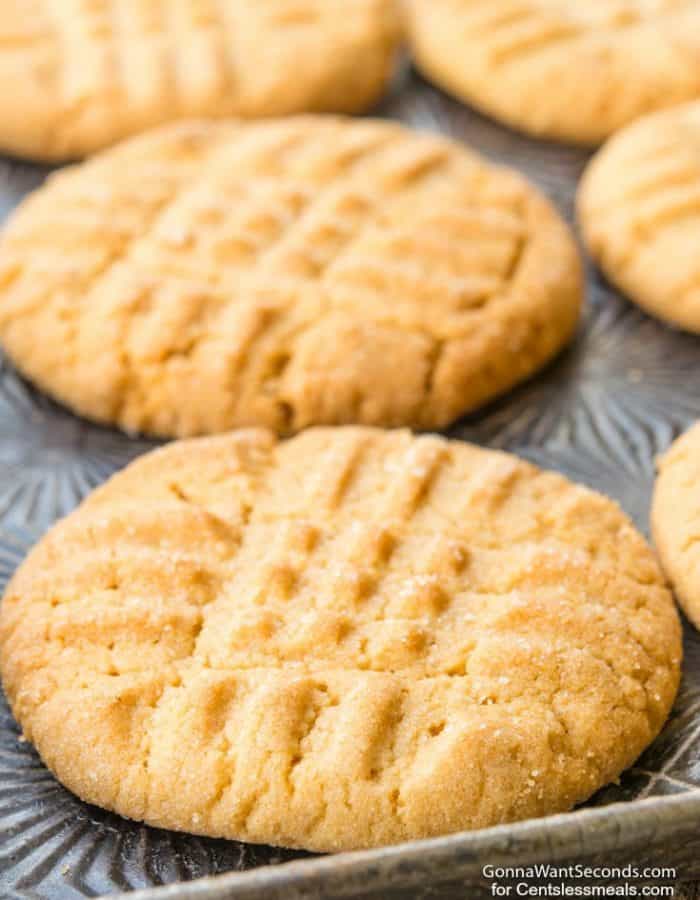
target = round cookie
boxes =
[0,427,681,852]
[0,0,399,161]
[653,422,700,629]
[0,116,583,439]
[405,1,700,146]
[578,102,700,333]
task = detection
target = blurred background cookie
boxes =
[0,0,400,161]
[579,101,700,333]
[653,421,700,630]
[405,0,700,145]
[0,116,583,438]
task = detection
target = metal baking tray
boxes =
[1,71,700,900]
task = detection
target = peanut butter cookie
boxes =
[0,0,399,161]
[0,427,681,851]
[653,421,700,629]
[406,1,700,145]
[0,117,583,437]
[579,102,700,333]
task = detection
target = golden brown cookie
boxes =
[0,0,399,161]
[0,427,681,852]
[578,101,700,333]
[0,117,583,438]
[653,422,700,629]
[406,1,700,145]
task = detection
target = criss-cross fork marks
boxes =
[39,0,252,117]
[82,119,527,314]
[0,428,681,850]
[5,426,672,682]
[0,118,571,438]
[441,0,697,70]
[408,0,700,147]
[5,0,396,157]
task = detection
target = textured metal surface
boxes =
[1,69,700,899]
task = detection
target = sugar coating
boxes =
[0,427,682,852]
[579,101,700,333]
[0,116,582,439]
[406,0,700,145]
[0,0,399,161]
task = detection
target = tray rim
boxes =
[113,791,700,899]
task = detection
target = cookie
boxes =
[0,427,681,852]
[578,102,700,333]
[0,0,399,161]
[0,117,582,439]
[653,422,700,629]
[405,1,700,145]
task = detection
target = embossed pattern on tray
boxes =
[0,70,700,899]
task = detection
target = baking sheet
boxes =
[1,70,700,899]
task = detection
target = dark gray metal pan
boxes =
[1,71,699,900]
